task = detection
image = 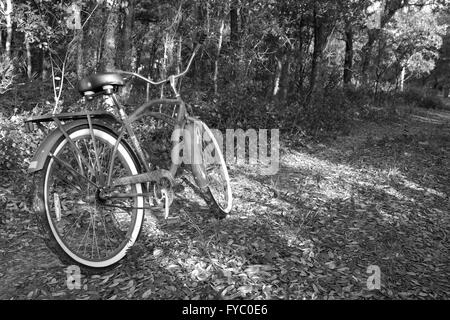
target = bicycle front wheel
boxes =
[195,121,233,218]
[32,121,145,271]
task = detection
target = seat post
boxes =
[102,85,114,95]
[111,93,128,122]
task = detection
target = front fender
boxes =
[183,122,209,189]
[28,118,116,174]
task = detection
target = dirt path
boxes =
[0,107,449,299]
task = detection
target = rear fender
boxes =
[28,117,117,174]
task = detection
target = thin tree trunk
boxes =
[206,1,210,32]
[41,52,49,80]
[240,5,248,33]
[360,29,378,85]
[76,30,84,79]
[309,7,323,95]
[279,54,290,101]
[101,1,119,72]
[230,1,239,46]
[273,57,282,97]
[5,0,13,59]
[214,19,225,95]
[160,34,170,99]
[176,35,182,75]
[25,34,32,79]
[343,23,353,87]
[146,41,157,102]
[72,1,83,79]
[296,17,305,93]
[122,0,135,69]
[122,0,135,101]
[400,66,405,92]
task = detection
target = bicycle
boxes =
[25,34,232,271]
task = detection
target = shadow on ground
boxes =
[0,107,449,299]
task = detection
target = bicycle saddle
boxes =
[78,72,124,96]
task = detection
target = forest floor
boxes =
[0,106,449,300]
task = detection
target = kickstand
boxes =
[161,189,170,219]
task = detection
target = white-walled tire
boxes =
[32,122,144,271]
[196,121,233,218]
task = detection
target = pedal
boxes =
[153,184,174,206]
[162,216,180,225]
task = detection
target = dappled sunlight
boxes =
[114,109,450,299]
[279,150,412,203]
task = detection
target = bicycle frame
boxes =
[104,91,209,192]
[110,94,185,182]
[27,40,209,193]
[26,95,208,202]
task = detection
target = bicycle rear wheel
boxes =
[32,121,144,271]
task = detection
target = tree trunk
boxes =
[343,23,353,87]
[206,1,211,32]
[42,52,49,80]
[400,65,405,92]
[121,0,135,101]
[214,19,225,95]
[74,1,84,80]
[273,57,282,97]
[230,1,239,46]
[361,0,406,85]
[240,5,248,33]
[278,54,290,101]
[160,34,170,99]
[360,29,378,85]
[296,17,305,93]
[122,0,135,69]
[309,7,323,95]
[101,1,119,72]
[5,0,13,59]
[25,34,32,79]
[76,29,84,79]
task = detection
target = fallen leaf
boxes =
[142,289,152,299]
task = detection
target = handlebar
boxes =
[115,39,204,87]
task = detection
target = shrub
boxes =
[0,112,44,194]
[0,54,15,95]
[416,94,446,110]
[398,87,447,110]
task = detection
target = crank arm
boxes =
[102,203,153,211]
[100,192,153,199]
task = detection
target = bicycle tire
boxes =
[193,121,233,218]
[31,121,145,271]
